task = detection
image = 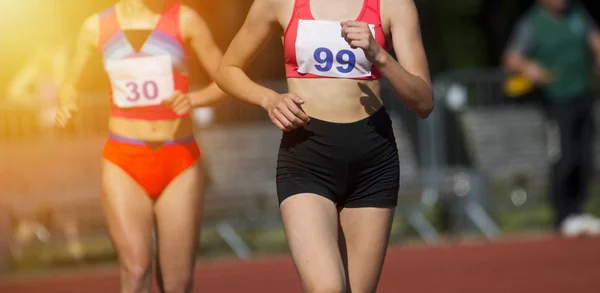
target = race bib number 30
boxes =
[105,55,175,108]
[296,20,375,78]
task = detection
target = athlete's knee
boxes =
[160,272,194,293]
[120,260,152,292]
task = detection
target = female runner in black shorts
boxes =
[216,0,432,292]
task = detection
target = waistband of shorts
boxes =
[108,133,196,146]
[303,107,391,134]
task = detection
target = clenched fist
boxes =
[341,20,382,64]
[55,104,78,128]
[162,91,193,116]
[262,93,310,131]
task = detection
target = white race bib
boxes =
[296,20,375,78]
[105,55,175,108]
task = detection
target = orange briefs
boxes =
[102,133,201,199]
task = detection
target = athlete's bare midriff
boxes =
[287,78,382,122]
[279,0,389,123]
[109,117,194,141]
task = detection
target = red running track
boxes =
[1,236,599,293]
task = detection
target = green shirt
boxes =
[507,3,596,102]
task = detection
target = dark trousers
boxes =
[543,92,595,228]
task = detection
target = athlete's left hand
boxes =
[162,91,192,115]
[341,20,382,64]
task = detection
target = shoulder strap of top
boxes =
[155,1,183,41]
[292,0,311,18]
[295,0,309,8]
[161,0,181,19]
[363,0,382,23]
[98,6,119,50]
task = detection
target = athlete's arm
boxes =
[180,6,227,108]
[214,0,280,108]
[589,33,600,62]
[582,8,600,68]
[55,15,98,127]
[349,0,433,118]
[215,0,309,131]
[6,51,42,102]
[503,18,551,84]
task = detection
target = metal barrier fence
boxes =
[414,68,600,242]
[406,69,515,243]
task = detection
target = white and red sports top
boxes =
[98,1,191,120]
[283,0,388,80]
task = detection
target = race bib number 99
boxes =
[105,55,175,108]
[296,20,375,78]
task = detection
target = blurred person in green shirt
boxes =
[504,0,600,236]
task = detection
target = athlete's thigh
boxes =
[154,163,204,283]
[101,159,155,268]
[280,193,345,291]
[338,207,395,293]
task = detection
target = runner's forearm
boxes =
[189,83,228,108]
[374,50,433,118]
[215,65,279,110]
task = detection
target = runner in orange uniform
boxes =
[55,1,225,292]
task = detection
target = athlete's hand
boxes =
[162,91,192,115]
[55,105,78,128]
[522,62,552,85]
[341,20,382,64]
[262,93,310,131]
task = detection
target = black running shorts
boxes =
[276,107,400,208]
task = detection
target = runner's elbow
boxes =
[416,96,434,119]
[216,62,234,80]
[214,66,229,89]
